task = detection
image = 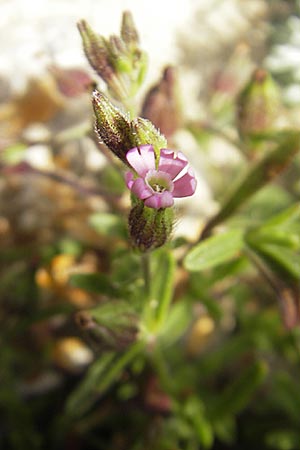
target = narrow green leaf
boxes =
[184,229,244,272]
[214,416,236,446]
[212,360,268,419]
[198,334,252,380]
[261,202,300,229]
[159,300,192,347]
[79,300,139,351]
[246,229,299,250]
[273,371,300,421]
[192,412,214,448]
[265,429,300,450]
[89,212,127,238]
[65,352,115,417]
[242,184,293,223]
[66,341,144,418]
[245,203,300,280]
[202,131,300,235]
[184,398,214,449]
[148,249,176,330]
[94,341,144,396]
[90,300,137,324]
[251,243,300,280]
[69,273,115,295]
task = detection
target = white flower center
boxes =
[145,170,174,194]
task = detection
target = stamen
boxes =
[145,170,173,194]
[151,182,165,193]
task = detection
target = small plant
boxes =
[1,9,300,450]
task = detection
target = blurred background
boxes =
[1,1,300,449]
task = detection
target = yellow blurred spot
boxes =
[66,287,93,308]
[52,337,93,373]
[186,315,215,356]
[36,253,99,307]
[51,254,76,285]
[15,76,64,126]
[35,267,53,289]
[0,75,64,138]
[0,217,10,235]
[194,316,215,336]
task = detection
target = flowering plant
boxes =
[62,13,300,449]
[125,144,196,209]
[2,8,300,450]
[67,15,300,448]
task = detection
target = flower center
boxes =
[145,170,174,194]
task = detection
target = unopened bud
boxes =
[121,11,140,50]
[128,201,174,251]
[77,20,113,84]
[131,117,167,159]
[92,90,134,164]
[49,64,93,97]
[108,35,132,74]
[75,301,139,351]
[141,66,183,139]
[236,68,281,140]
[78,14,147,101]
[77,20,128,100]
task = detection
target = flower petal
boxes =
[131,178,152,199]
[159,191,175,208]
[126,145,156,177]
[144,191,174,209]
[125,171,134,189]
[158,149,188,180]
[172,168,197,198]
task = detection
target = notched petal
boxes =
[131,178,152,199]
[144,192,174,209]
[126,145,155,176]
[159,191,174,208]
[125,171,134,189]
[172,168,197,198]
[159,148,188,179]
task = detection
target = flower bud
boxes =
[141,66,183,139]
[128,201,174,251]
[92,89,135,164]
[130,117,167,159]
[75,301,139,351]
[78,14,147,101]
[236,68,281,140]
[121,11,140,50]
[49,64,93,97]
[108,35,132,74]
[77,21,112,83]
[77,20,128,100]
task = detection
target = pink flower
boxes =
[125,145,197,209]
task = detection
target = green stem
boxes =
[95,341,144,395]
[151,345,176,398]
[154,254,175,330]
[141,252,151,300]
[244,246,300,328]
[197,130,300,242]
[204,124,248,158]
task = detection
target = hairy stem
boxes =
[141,252,151,300]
